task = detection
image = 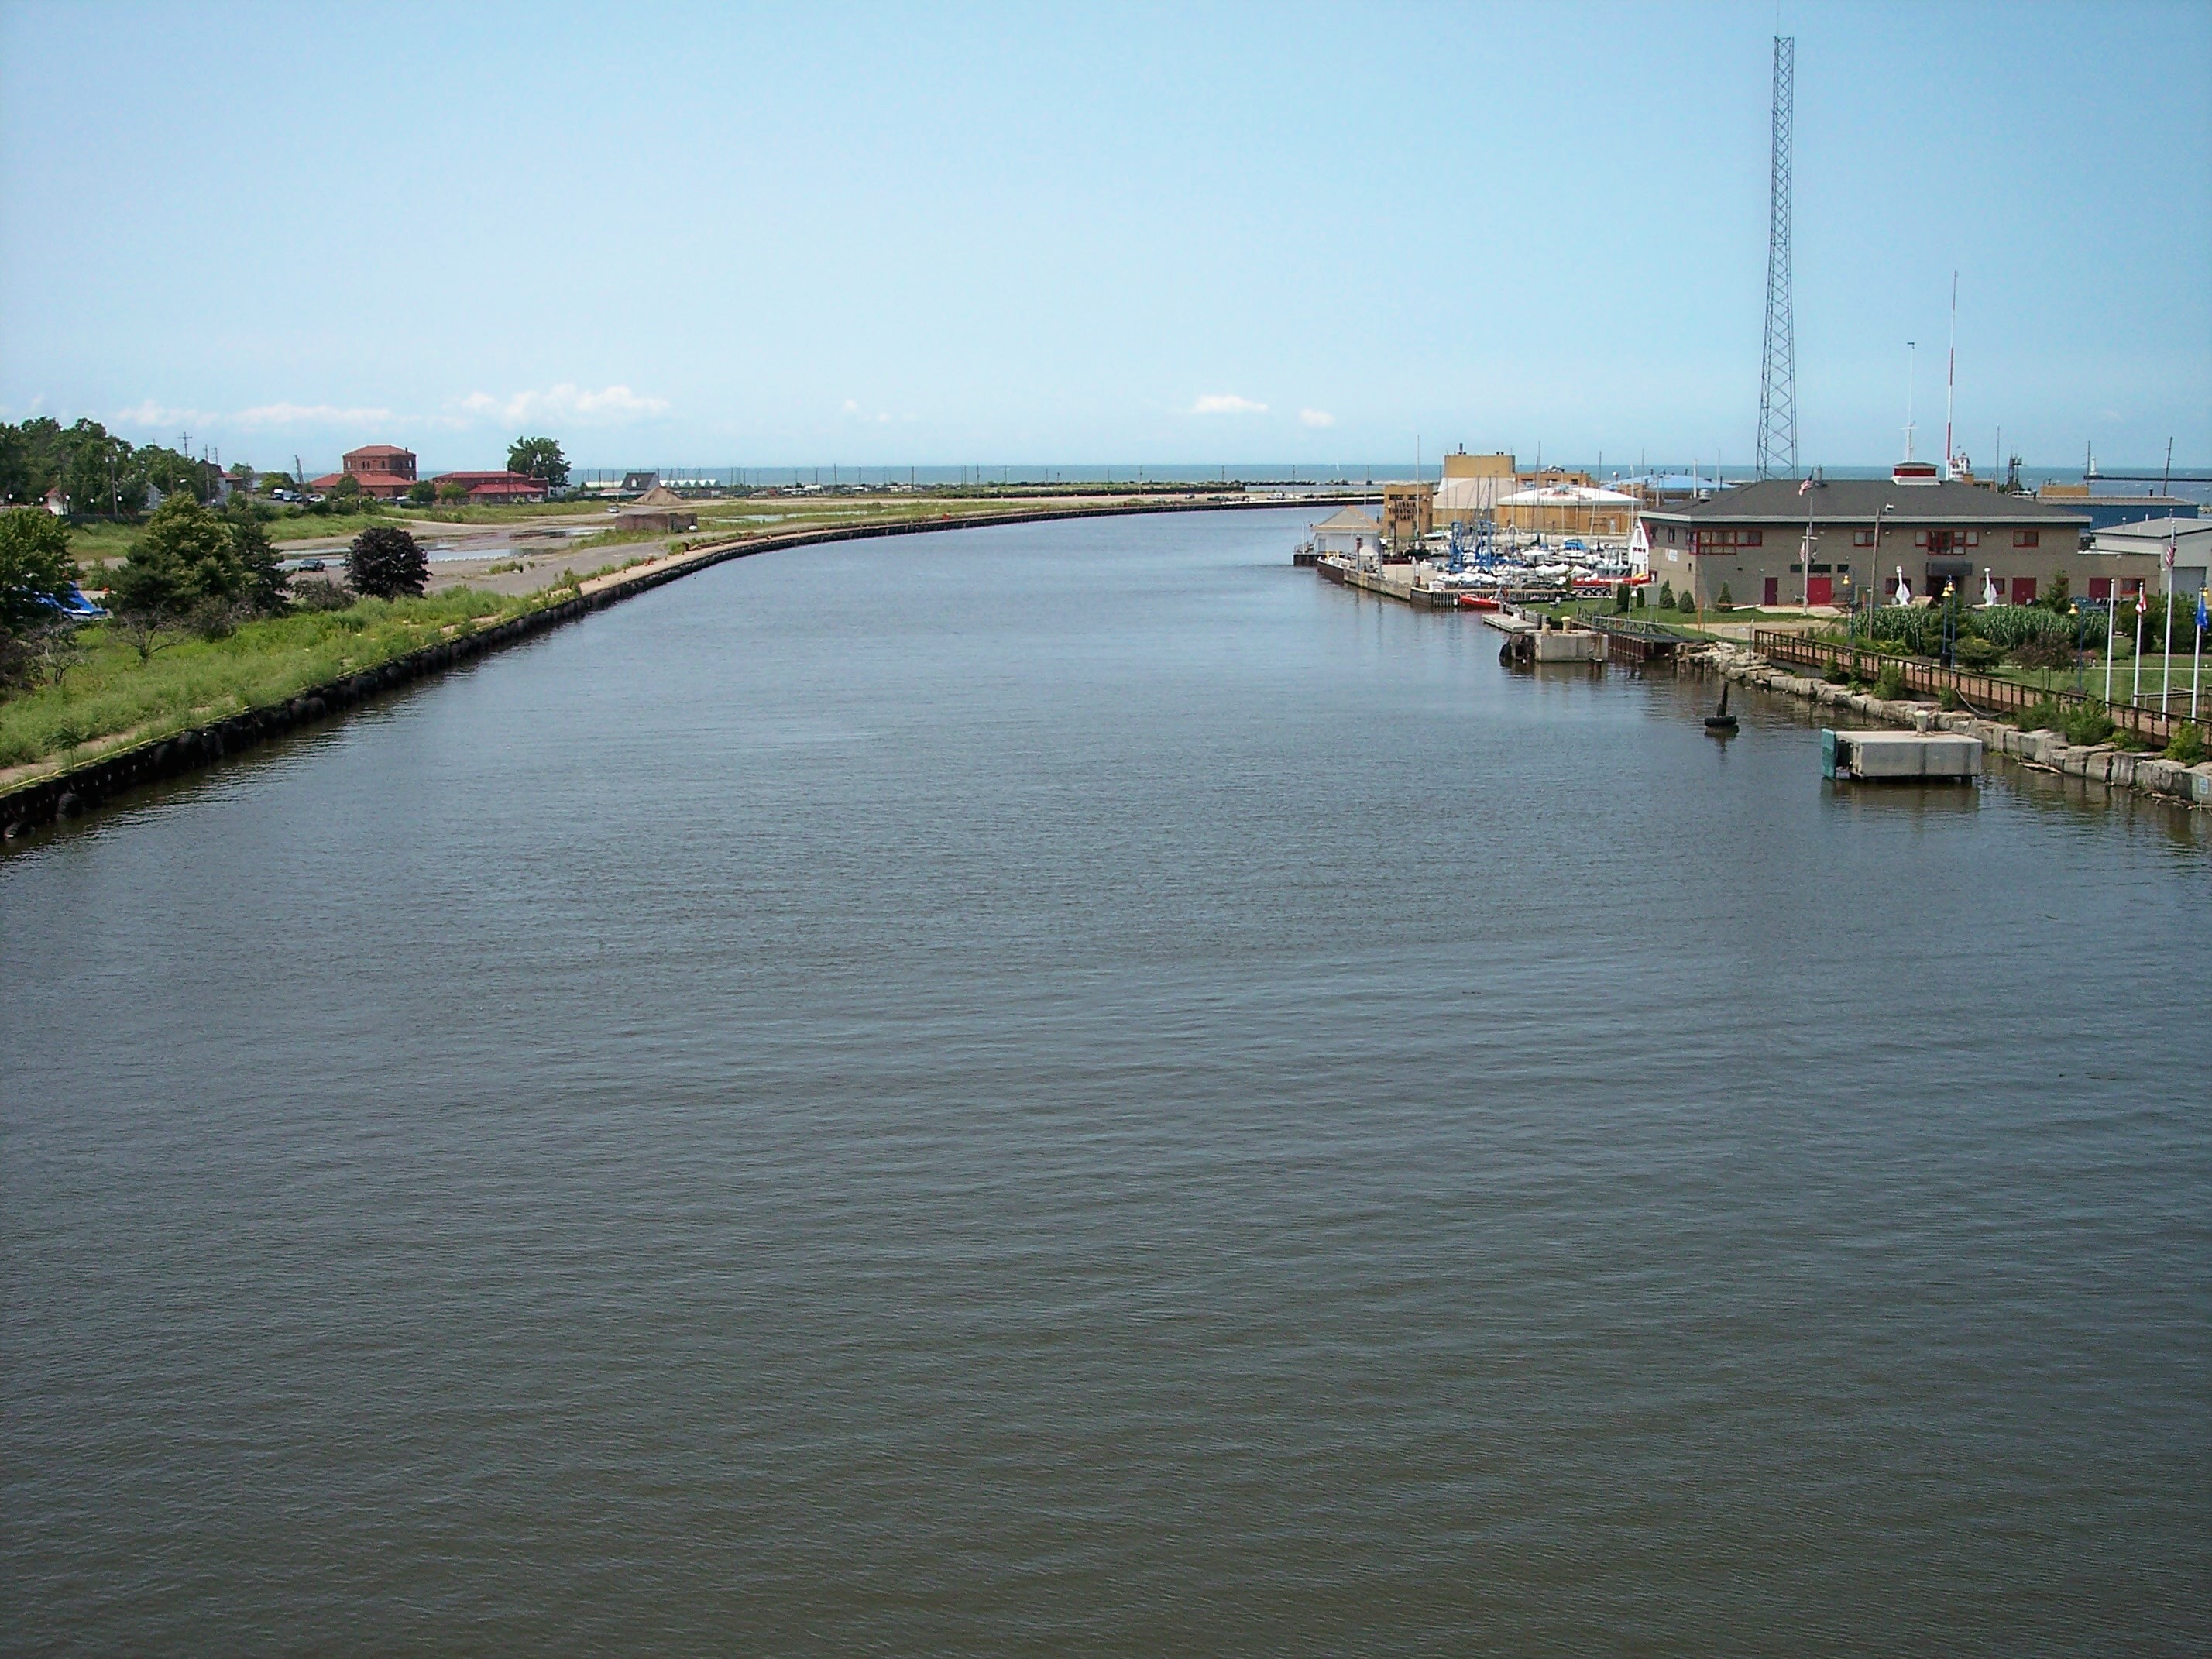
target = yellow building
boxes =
[1380,482,1434,551]
[1434,451,1516,527]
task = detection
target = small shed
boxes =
[1313,506,1382,558]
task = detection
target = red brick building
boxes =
[430,470,550,503]
[311,444,418,500]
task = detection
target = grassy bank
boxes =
[0,587,540,778]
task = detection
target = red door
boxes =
[2011,576,2037,603]
[1807,577,1833,606]
[1763,577,1780,606]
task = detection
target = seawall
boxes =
[1700,644,2212,811]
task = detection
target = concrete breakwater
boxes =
[1703,644,2212,810]
[0,496,1331,843]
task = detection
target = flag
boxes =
[2198,588,2208,632]
[2137,589,2148,614]
[1798,477,1812,496]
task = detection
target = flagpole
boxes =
[2162,531,2176,716]
[2194,586,2205,722]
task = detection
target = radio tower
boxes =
[1755,35,1797,479]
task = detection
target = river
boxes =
[3,508,2206,1654]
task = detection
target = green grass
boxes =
[0,588,538,775]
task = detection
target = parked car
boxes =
[40,583,109,621]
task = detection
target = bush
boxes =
[347,525,428,599]
[1874,663,1908,701]
[2166,723,2207,764]
[407,480,435,506]
[1824,661,1852,685]
[2063,702,2115,746]
[1631,586,1645,609]
[291,577,353,611]
[2010,635,2074,679]
[1938,686,1960,711]
[1677,586,1698,613]
[2016,696,2066,732]
[1715,582,1734,612]
[1613,582,1630,613]
[1953,637,2005,672]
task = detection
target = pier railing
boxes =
[1749,630,2207,748]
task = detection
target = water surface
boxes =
[4,510,2207,1654]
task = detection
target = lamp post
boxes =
[2105,585,2118,706]
[2069,601,2083,693]
[1942,579,1957,668]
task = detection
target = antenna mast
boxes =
[1943,273,1958,480]
[1754,35,1798,479]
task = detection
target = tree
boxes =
[1658,580,1674,610]
[114,495,253,617]
[407,479,435,506]
[225,500,290,615]
[507,435,569,489]
[1716,582,1734,612]
[0,507,78,634]
[348,524,428,599]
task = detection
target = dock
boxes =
[1821,729,1984,781]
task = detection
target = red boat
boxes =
[1456,592,1503,610]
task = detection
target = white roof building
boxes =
[2092,516,2210,596]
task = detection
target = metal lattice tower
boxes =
[1755,36,1797,479]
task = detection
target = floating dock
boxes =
[1822,729,1984,781]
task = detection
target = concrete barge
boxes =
[1821,729,1984,781]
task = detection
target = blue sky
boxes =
[2,0,2205,474]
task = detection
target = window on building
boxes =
[2013,530,2040,548]
[1741,529,1762,547]
[1853,529,1874,547]
[1913,531,1929,548]
[2088,577,2113,600]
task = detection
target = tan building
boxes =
[1379,481,1434,552]
[1496,483,1637,540]
[1635,475,2135,610]
[1433,451,1516,527]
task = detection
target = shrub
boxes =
[2166,723,2207,764]
[1613,582,1630,613]
[2010,635,2074,682]
[407,480,436,507]
[1631,586,1645,609]
[1953,637,2005,672]
[2016,696,2066,732]
[2062,702,2114,746]
[1874,662,1908,701]
[1677,586,1698,613]
[1657,580,1674,610]
[291,576,353,612]
[1938,686,1961,711]
[1715,582,1734,612]
[1824,661,1852,685]
[348,525,428,599]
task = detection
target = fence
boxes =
[1749,630,2208,749]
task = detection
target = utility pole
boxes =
[1754,35,1798,479]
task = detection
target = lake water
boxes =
[3,509,2207,1655]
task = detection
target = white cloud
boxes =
[1192,393,1268,416]
[1299,408,1336,428]
[111,399,218,429]
[842,398,862,414]
[454,384,671,427]
[234,401,396,428]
